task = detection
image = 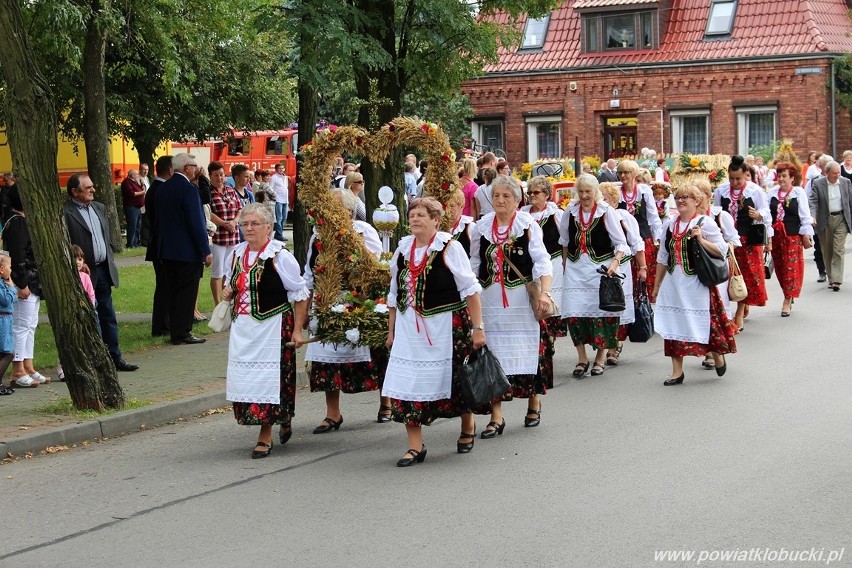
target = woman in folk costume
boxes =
[767,162,814,317]
[599,182,646,367]
[445,188,475,256]
[304,188,390,434]
[381,197,487,466]
[521,176,567,339]
[695,179,741,371]
[222,204,309,458]
[616,160,662,301]
[713,155,771,331]
[470,175,553,437]
[559,174,629,378]
[652,184,737,386]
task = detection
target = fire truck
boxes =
[170,129,298,204]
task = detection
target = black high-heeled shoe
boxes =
[715,355,727,377]
[524,405,541,428]
[312,416,343,434]
[457,431,475,454]
[279,425,292,445]
[251,441,273,459]
[663,373,685,386]
[480,419,506,439]
[396,445,427,467]
[376,405,392,423]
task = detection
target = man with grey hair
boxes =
[597,159,618,182]
[156,153,212,344]
[809,161,852,292]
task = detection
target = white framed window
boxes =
[706,0,737,37]
[521,16,550,49]
[526,115,561,162]
[670,109,710,154]
[736,105,776,155]
[471,120,504,153]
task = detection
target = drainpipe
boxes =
[637,109,664,155]
[831,59,837,158]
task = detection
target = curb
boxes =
[1,371,308,457]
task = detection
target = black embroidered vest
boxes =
[452,224,471,256]
[769,195,802,236]
[618,195,652,239]
[564,213,616,263]
[664,227,697,276]
[538,213,562,259]
[478,230,533,288]
[720,197,763,239]
[230,253,291,320]
[396,245,465,317]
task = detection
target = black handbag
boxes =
[459,345,510,408]
[764,249,774,280]
[689,217,730,287]
[628,281,654,343]
[597,265,626,312]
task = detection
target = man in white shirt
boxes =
[806,154,832,281]
[597,159,619,182]
[809,161,852,291]
[269,162,289,241]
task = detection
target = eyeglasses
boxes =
[237,221,267,228]
[351,181,364,185]
[674,195,693,201]
[526,190,544,197]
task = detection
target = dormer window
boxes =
[521,15,550,49]
[705,0,737,37]
[582,10,657,53]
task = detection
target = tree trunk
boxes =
[353,0,405,240]
[0,0,125,411]
[82,0,123,253]
[293,69,319,267]
[131,135,159,181]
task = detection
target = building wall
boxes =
[464,57,851,164]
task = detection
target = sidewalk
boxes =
[1,227,310,457]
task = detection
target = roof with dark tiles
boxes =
[483,0,852,74]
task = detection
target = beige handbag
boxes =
[505,256,557,321]
[209,299,234,332]
[727,243,748,302]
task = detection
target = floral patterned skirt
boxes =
[309,361,378,393]
[770,233,804,299]
[633,238,657,301]
[390,308,491,427]
[232,311,297,426]
[567,316,620,350]
[663,286,738,357]
[544,314,568,338]
[735,240,767,306]
[616,324,629,342]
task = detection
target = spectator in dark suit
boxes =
[145,155,173,337]
[597,159,619,183]
[64,175,139,371]
[156,153,212,345]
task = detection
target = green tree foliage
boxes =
[834,55,852,120]
[21,0,297,169]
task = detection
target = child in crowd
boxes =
[56,246,97,382]
[0,251,17,395]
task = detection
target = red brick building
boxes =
[462,0,852,164]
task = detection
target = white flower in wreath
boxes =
[345,328,360,345]
[308,317,319,334]
[331,304,345,313]
[373,303,388,314]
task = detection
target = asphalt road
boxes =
[2,258,851,568]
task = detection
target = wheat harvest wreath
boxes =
[298,117,458,348]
